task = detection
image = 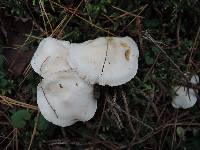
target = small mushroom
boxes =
[190,75,199,84]
[31,37,70,77]
[171,75,199,109]
[67,36,139,86]
[37,71,97,127]
[171,86,197,109]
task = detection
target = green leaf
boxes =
[0,54,5,69]
[152,47,159,54]
[11,109,31,128]
[86,4,101,18]
[100,0,112,5]
[0,71,6,79]
[0,78,8,88]
[177,127,185,139]
[37,115,48,131]
[144,18,160,28]
[32,0,36,6]
[144,54,154,65]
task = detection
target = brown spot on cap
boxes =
[120,42,129,48]
[125,49,131,61]
[121,42,131,61]
[59,84,63,88]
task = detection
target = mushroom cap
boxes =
[67,36,139,86]
[40,56,71,78]
[37,71,97,127]
[190,75,199,84]
[31,37,70,77]
[171,86,197,109]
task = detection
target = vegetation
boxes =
[0,0,200,149]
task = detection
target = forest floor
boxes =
[0,0,200,150]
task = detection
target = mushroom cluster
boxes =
[31,36,139,127]
[171,75,199,109]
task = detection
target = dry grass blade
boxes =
[38,1,48,35]
[121,91,135,136]
[171,111,178,150]
[39,0,53,34]
[187,25,200,70]
[126,4,148,27]
[143,31,186,76]
[131,122,200,146]
[0,129,16,146]
[28,111,40,150]
[15,128,18,150]
[1,1,200,149]
[57,0,84,37]
[4,130,16,150]
[106,96,153,130]
[144,52,161,79]
[109,92,123,129]
[95,94,107,136]
[49,0,116,36]
[111,5,144,18]
[51,0,84,37]
[0,95,38,111]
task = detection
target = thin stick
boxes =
[121,91,135,136]
[131,122,200,146]
[39,0,53,33]
[176,15,181,48]
[28,111,40,150]
[187,26,200,70]
[0,95,38,111]
[144,52,161,79]
[58,0,84,37]
[41,86,58,118]
[39,1,48,35]
[171,111,178,150]
[15,128,18,150]
[106,97,153,130]
[50,0,116,36]
[95,94,107,136]
[40,56,50,72]
[126,4,148,27]
[0,129,16,145]
[143,32,184,75]
[111,5,143,18]
[50,15,68,37]
[101,37,109,76]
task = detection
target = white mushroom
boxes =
[37,71,97,127]
[171,86,197,109]
[40,56,70,78]
[67,36,139,86]
[31,37,70,77]
[190,75,199,84]
[171,75,199,109]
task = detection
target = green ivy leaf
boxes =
[32,0,36,6]
[144,18,160,28]
[11,109,31,128]
[177,127,185,139]
[37,115,48,131]
[0,71,6,79]
[0,78,8,88]
[152,47,160,54]
[0,54,5,69]
[145,54,154,65]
